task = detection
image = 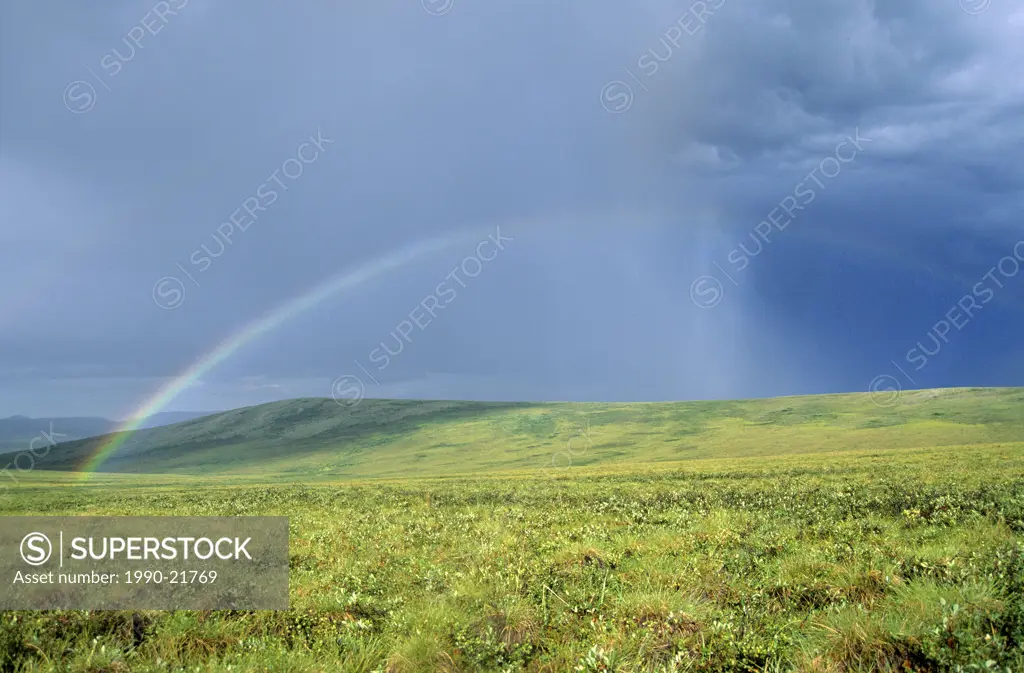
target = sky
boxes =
[0,0,1022,419]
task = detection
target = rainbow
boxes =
[78,229,485,479]
[75,209,694,478]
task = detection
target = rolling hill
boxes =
[6,386,1022,480]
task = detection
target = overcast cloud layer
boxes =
[0,0,1022,418]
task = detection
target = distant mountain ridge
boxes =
[0,412,216,451]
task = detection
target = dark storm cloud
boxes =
[0,0,1020,416]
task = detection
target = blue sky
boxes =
[0,0,1021,418]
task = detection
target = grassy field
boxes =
[1,389,1023,671]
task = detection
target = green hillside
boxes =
[9,387,1023,480]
